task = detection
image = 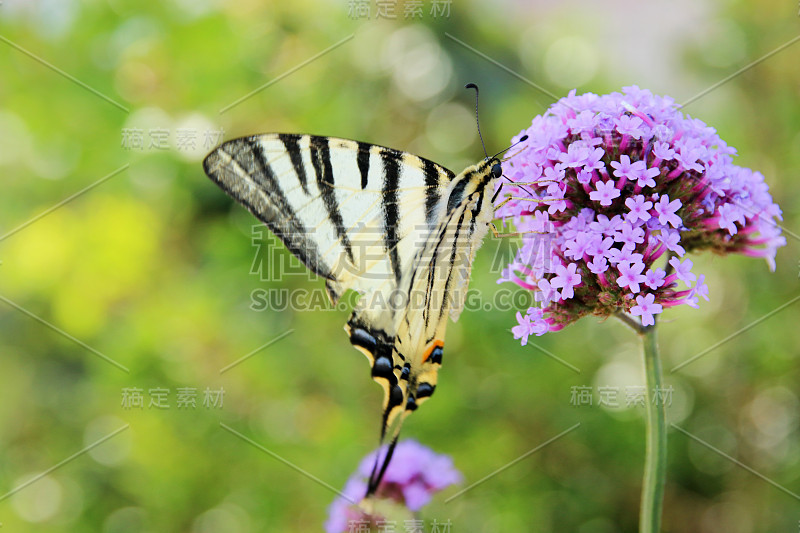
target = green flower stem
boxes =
[639,323,666,533]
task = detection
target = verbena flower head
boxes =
[496,86,785,341]
[325,440,462,533]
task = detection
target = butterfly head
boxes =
[478,156,504,181]
[444,156,504,215]
[490,159,503,179]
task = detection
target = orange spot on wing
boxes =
[421,339,444,363]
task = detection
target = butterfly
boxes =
[203,126,525,496]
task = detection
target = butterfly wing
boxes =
[392,162,497,425]
[203,134,454,299]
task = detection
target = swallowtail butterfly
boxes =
[203,107,525,496]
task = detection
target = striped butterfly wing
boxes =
[203,134,454,302]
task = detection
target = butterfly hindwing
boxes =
[394,165,496,417]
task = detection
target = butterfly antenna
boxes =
[465,83,489,159]
[491,134,528,160]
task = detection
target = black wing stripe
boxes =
[438,206,470,322]
[422,158,442,226]
[357,141,371,190]
[278,133,310,195]
[205,143,333,279]
[381,148,403,284]
[245,138,278,192]
[310,136,355,264]
[469,188,484,240]
[446,177,469,213]
[422,212,456,328]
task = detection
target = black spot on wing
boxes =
[405,395,418,411]
[278,133,310,195]
[388,384,404,410]
[349,327,378,354]
[428,345,443,365]
[372,342,405,438]
[347,316,404,359]
[372,350,394,380]
[310,136,355,264]
[381,148,402,284]
[416,382,435,399]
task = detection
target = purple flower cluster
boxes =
[496,87,785,342]
[325,440,462,533]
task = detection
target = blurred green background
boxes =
[1,0,799,531]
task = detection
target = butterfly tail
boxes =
[365,435,399,498]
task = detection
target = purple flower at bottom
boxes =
[325,478,368,533]
[325,441,462,533]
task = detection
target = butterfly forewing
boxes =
[203,134,454,297]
